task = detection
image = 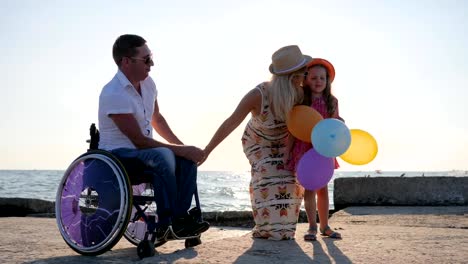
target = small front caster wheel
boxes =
[137,240,155,259]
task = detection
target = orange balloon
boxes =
[286,105,323,142]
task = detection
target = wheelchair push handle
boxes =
[87,123,100,151]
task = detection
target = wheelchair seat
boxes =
[87,123,153,185]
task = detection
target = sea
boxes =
[1,170,467,211]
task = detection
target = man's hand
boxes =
[178,145,205,163]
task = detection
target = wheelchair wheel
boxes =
[137,240,155,259]
[55,150,132,256]
[185,236,202,248]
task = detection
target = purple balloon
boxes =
[296,149,334,190]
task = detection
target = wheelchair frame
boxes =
[55,124,203,259]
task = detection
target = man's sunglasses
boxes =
[130,55,153,65]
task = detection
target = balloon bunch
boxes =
[286,105,378,190]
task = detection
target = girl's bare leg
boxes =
[303,190,318,240]
[317,185,341,238]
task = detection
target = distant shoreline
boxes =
[2,176,467,223]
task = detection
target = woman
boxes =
[201,45,312,240]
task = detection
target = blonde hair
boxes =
[268,68,306,122]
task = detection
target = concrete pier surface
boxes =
[1,206,467,264]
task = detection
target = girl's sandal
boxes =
[320,225,342,239]
[304,226,317,241]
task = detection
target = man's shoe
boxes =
[190,220,210,234]
[172,217,210,237]
[186,208,209,234]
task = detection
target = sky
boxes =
[1,0,467,172]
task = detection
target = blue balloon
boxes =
[311,118,351,158]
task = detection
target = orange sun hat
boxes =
[307,58,335,83]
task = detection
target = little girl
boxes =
[288,58,343,240]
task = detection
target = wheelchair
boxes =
[55,124,204,259]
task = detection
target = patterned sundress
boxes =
[242,82,304,240]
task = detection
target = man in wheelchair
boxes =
[98,34,209,239]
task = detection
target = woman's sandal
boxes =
[320,225,342,239]
[304,226,317,241]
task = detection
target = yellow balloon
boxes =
[286,105,323,142]
[340,129,378,165]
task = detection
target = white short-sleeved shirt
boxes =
[98,70,158,150]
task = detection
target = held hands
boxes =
[179,145,205,164]
[197,147,211,166]
[176,144,213,166]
